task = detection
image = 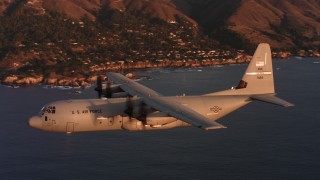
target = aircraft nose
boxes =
[28,116,42,129]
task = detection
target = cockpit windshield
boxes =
[40,106,56,116]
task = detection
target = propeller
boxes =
[95,75,103,98]
[95,75,113,98]
[123,97,148,124]
[137,102,148,125]
[105,81,112,98]
[124,96,134,119]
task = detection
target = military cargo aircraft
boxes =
[28,43,294,133]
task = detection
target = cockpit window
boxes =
[40,106,56,116]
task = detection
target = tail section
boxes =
[205,43,294,107]
[251,94,294,107]
[236,43,274,94]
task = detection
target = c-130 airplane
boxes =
[28,43,294,133]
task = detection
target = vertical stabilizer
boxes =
[205,43,294,107]
[237,43,274,94]
[206,43,275,96]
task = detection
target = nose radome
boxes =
[28,116,42,129]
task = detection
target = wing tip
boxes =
[284,103,295,107]
[201,125,227,131]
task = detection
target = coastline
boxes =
[1,54,319,88]
[0,57,250,88]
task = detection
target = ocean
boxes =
[1,57,320,180]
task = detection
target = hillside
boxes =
[224,0,320,48]
[2,0,319,49]
[0,0,319,86]
[0,0,224,86]
[1,0,196,24]
[178,0,320,49]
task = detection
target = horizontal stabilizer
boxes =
[251,95,295,107]
[204,124,227,131]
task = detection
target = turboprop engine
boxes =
[121,119,145,131]
[111,92,129,98]
[95,76,127,98]
[146,112,177,126]
[121,111,177,130]
[121,96,178,130]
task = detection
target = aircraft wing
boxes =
[144,96,226,130]
[106,72,226,130]
[107,72,161,97]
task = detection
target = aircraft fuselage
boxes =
[28,96,250,133]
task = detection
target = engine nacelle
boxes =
[132,104,152,118]
[122,119,145,131]
[146,112,177,126]
[102,84,122,93]
[111,92,129,98]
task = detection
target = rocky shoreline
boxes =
[1,58,251,88]
[1,74,92,88]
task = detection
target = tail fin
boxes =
[205,43,294,107]
[236,43,274,94]
[207,43,274,95]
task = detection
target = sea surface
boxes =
[0,57,320,180]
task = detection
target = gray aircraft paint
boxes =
[28,43,294,133]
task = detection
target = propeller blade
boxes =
[96,76,103,98]
[136,102,148,125]
[105,81,112,98]
[124,96,133,119]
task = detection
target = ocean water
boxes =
[0,57,320,180]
